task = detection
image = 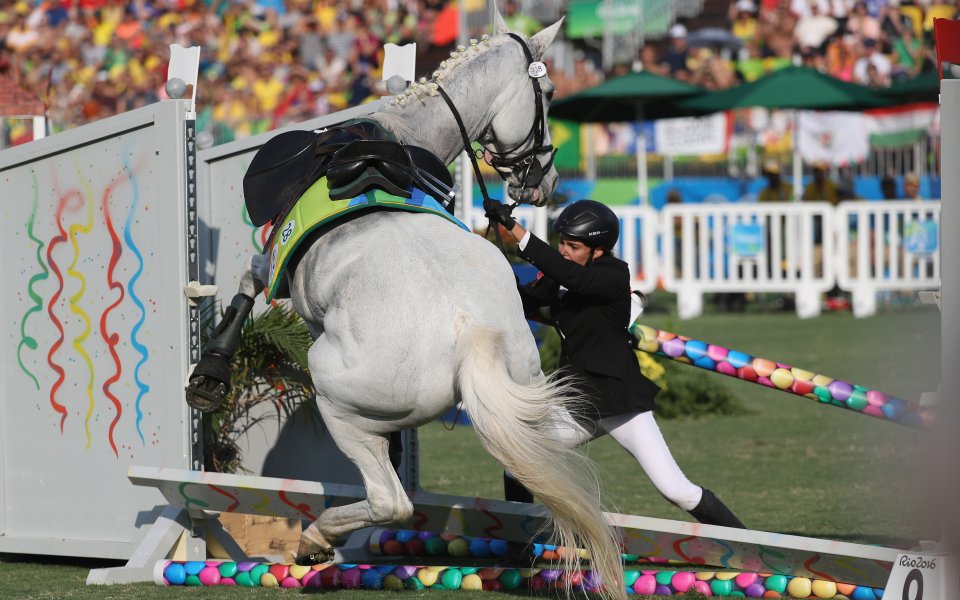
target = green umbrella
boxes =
[548,71,706,205]
[679,65,893,113]
[550,70,705,123]
[877,69,939,104]
[678,66,893,200]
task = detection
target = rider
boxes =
[485,198,745,529]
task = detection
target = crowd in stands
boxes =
[0,0,452,142]
[636,0,947,90]
[0,0,950,145]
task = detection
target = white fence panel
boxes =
[835,200,941,317]
[661,202,835,319]
[0,101,195,559]
[466,205,659,293]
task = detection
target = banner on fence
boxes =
[654,112,731,156]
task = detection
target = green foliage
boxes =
[535,324,562,374]
[652,359,746,420]
[199,301,315,473]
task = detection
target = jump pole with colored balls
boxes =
[629,322,932,429]
[155,559,887,598]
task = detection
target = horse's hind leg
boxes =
[296,404,413,565]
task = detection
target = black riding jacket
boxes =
[517,235,659,421]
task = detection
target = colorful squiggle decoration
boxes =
[178,482,210,510]
[73,170,97,448]
[209,485,240,512]
[241,204,259,250]
[278,490,318,521]
[98,170,130,457]
[479,509,504,538]
[16,170,48,390]
[45,190,81,432]
[122,157,150,444]
[630,323,933,429]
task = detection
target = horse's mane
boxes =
[382,34,510,109]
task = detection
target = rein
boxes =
[434,32,553,251]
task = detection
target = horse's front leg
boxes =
[296,400,413,565]
[185,253,269,412]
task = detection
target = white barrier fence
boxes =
[465,200,939,319]
[836,201,941,318]
[662,202,836,319]
[464,204,661,295]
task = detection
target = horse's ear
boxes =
[529,17,564,59]
[493,3,510,36]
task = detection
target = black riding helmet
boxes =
[553,199,619,251]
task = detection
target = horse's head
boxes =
[478,14,564,207]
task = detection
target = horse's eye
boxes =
[545,90,555,102]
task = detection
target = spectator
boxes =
[802,161,841,204]
[890,28,923,80]
[903,172,922,200]
[880,173,899,199]
[502,0,541,37]
[661,24,691,76]
[758,4,798,57]
[758,160,793,202]
[730,0,759,44]
[865,62,890,87]
[826,35,857,80]
[795,1,838,51]
[853,38,891,84]
[635,45,669,76]
[845,1,881,40]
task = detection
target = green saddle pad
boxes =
[264,177,469,301]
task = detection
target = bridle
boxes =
[480,33,558,194]
[435,32,556,211]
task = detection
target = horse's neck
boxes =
[371,76,497,165]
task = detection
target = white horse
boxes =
[205,13,626,600]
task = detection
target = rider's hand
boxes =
[483,199,517,230]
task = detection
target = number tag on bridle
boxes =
[528,62,547,79]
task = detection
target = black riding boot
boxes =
[503,472,534,503]
[688,488,745,529]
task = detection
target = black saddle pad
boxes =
[243,119,454,226]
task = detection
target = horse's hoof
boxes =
[185,375,228,413]
[294,548,335,566]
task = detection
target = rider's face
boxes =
[558,237,602,266]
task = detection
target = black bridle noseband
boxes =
[435,33,556,210]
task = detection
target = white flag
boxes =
[654,113,730,156]
[797,111,869,166]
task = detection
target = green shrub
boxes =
[652,358,746,419]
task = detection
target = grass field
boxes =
[0,306,941,599]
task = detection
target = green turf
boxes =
[0,308,941,599]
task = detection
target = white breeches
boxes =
[542,409,703,511]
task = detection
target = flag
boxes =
[796,111,869,165]
[864,102,939,148]
[653,112,731,156]
[935,17,960,80]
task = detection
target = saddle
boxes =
[243,119,456,228]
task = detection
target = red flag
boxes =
[935,18,960,80]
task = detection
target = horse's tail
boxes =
[455,325,626,600]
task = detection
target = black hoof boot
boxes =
[688,488,746,529]
[184,293,254,412]
[185,353,232,412]
[295,548,335,566]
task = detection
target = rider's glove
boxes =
[483,199,517,230]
